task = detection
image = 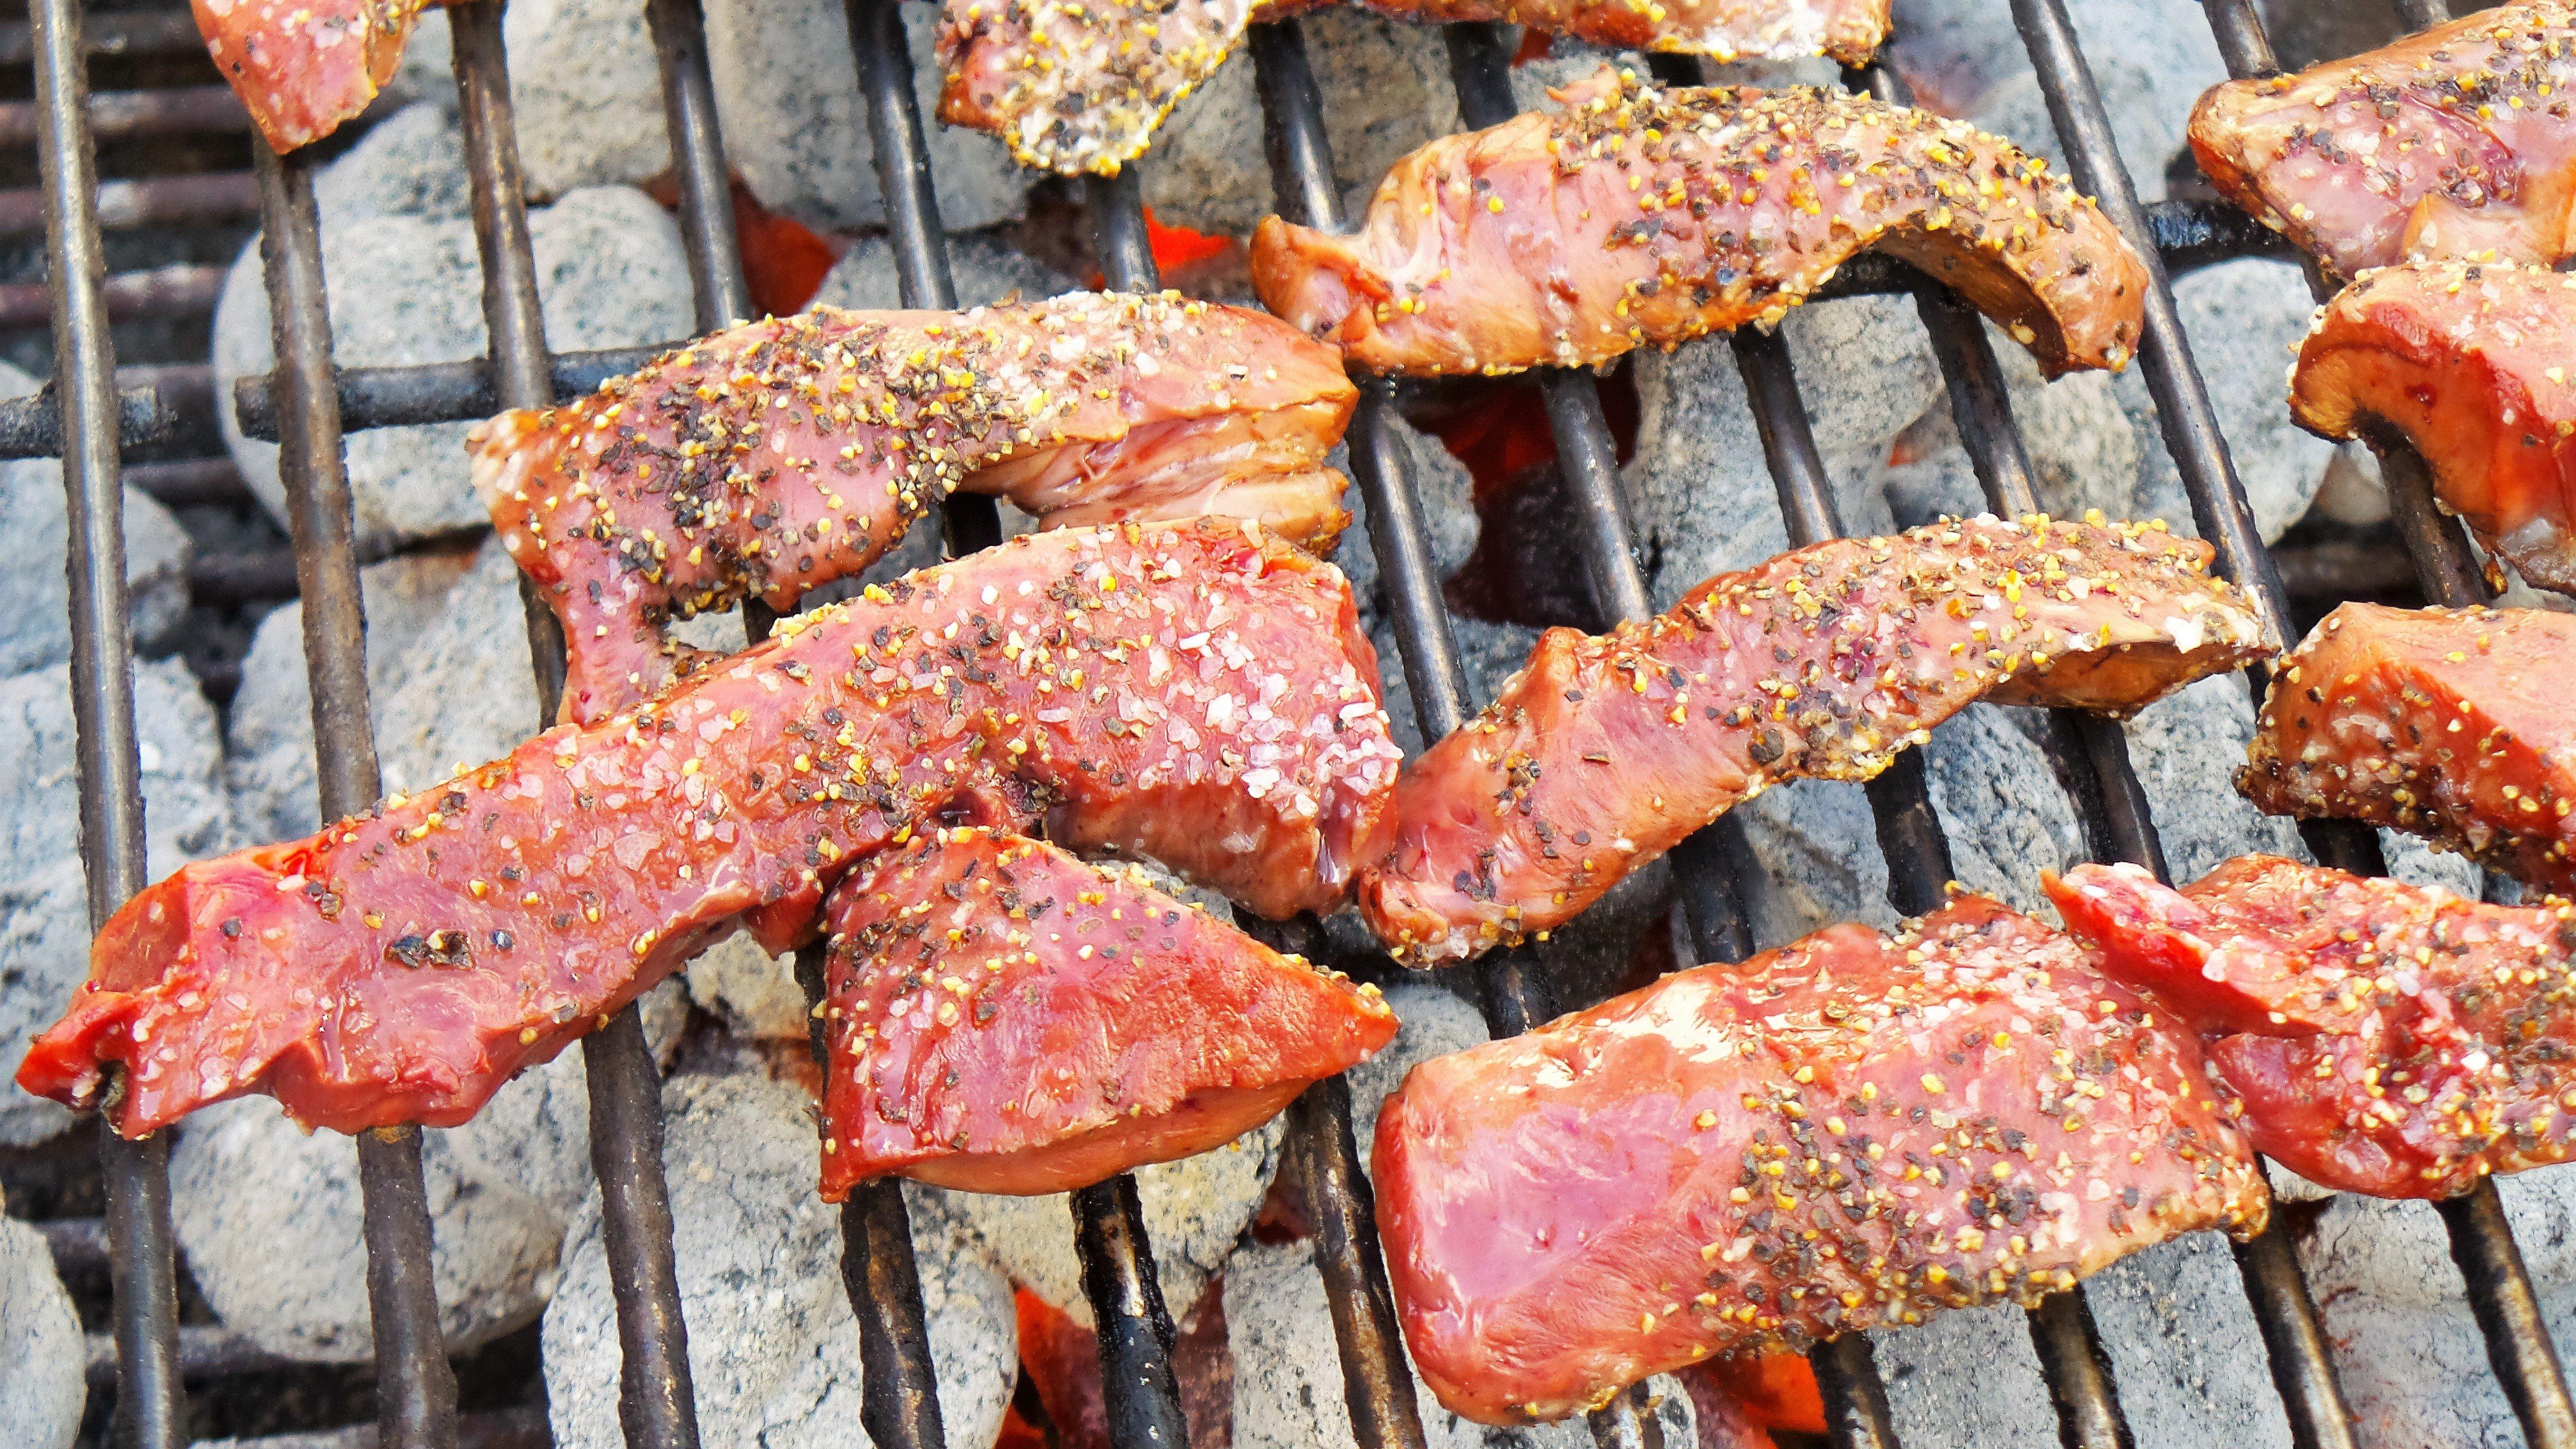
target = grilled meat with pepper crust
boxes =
[1372,894,2266,1425]
[471,294,1358,725]
[2241,602,2576,896]
[15,520,1403,1137]
[817,826,1396,1197]
[2188,2,2576,277]
[1251,68,2146,377]
[196,0,428,153]
[936,0,1890,177]
[2050,855,2576,1198]
[2291,259,2576,594]
[1356,515,2272,965]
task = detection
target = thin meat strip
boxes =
[2240,602,2576,897]
[2049,855,2576,1198]
[197,0,430,153]
[2189,2,2576,277]
[1372,894,2266,1424]
[471,293,1359,724]
[816,826,1396,1197]
[1251,68,2146,378]
[1357,515,2271,965]
[2290,259,2576,595]
[15,519,1402,1137]
[936,0,1890,178]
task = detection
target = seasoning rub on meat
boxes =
[816,826,1396,1197]
[1251,68,2147,378]
[1372,894,2266,1424]
[1357,515,2271,965]
[15,520,1403,1137]
[936,0,1891,177]
[2241,602,2576,896]
[2051,856,2576,1198]
[2290,259,2576,594]
[471,294,1359,725]
[2189,1,2576,277]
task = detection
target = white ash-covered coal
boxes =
[0,1199,84,1449]
[544,1072,1019,1449]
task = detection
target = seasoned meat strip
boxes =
[2241,602,2576,896]
[2050,855,2576,1198]
[2188,2,2576,277]
[1372,894,2266,1425]
[15,520,1402,1137]
[817,826,1396,1197]
[471,295,1358,725]
[2291,259,2576,595]
[1251,69,2146,378]
[936,0,1888,177]
[1357,515,2270,964]
[196,0,428,153]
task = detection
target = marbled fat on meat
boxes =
[471,294,1358,724]
[193,0,425,153]
[2189,2,2576,277]
[2290,259,2576,595]
[2050,855,2576,1198]
[1357,515,2271,964]
[1251,69,2146,378]
[817,826,1396,1197]
[1371,894,2266,1424]
[15,520,1402,1137]
[2240,602,2576,896]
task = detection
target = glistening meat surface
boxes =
[1251,69,2146,377]
[935,0,1888,177]
[2049,856,2576,1198]
[2291,259,2576,595]
[1357,515,2270,964]
[2239,603,2576,896]
[471,295,1357,724]
[2189,2,2576,276]
[195,0,427,153]
[816,826,1395,1198]
[1371,895,2266,1425]
[15,520,1402,1137]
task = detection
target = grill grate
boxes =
[18,0,2576,1446]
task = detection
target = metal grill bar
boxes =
[2010,5,2388,1447]
[29,0,191,1439]
[1244,24,1443,1449]
[2176,3,2576,1446]
[249,138,461,1449]
[442,2,717,1445]
[1056,157,1211,1449]
[1423,30,1787,1449]
[1740,294,2144,1449]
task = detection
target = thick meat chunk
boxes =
[2290,259,2576,594]
[2239,602,2576,896]
[1372,895,2266,1425]
[2049,856,2576,1198]
[196,0,425,153]
[1357,515,2271,964]
[471,295,1358,724]
[2188,2,2576,277]
[817,826,1396,1197]
[15,520,1402,1137]
[936,0,1888,177]
[1251,69,2146,378]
